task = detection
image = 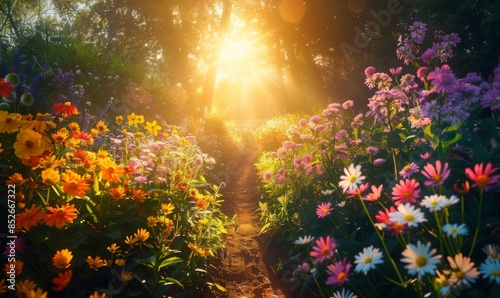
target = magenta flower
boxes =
[325,257,352,285]
[392,179,421,205]
[310,235,336,264]
[465,162,500,191]
[316,202,333,218]
[365,66,376,77]
[421,160,450,187]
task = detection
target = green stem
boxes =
[468,188,484,258]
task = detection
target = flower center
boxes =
[107,167,115,173]
[404,214,415,222]
[491,252,498,259]
[70,181,78,188]
[321,247,331,256]
[433,173,442,182]
[403,190,412,198]
[364,257,372,264]
[415,256,427,267]
[476,175,490,187]
[337,272,346,281]
[56,209,66,216]
[492,270,500,278]
[451,228,458,234]
[455,271,465,280]
[25,140,34,148]
[349,176,357,183]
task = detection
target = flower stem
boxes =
[468,188,484,258]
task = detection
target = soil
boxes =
[208,123,294,298]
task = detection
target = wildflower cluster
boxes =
[0,74,232,296]
[256,22,500,297]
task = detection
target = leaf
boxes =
[387,130,402,148]
[159,277,183,288]
[158,256,182,269]
[259,222,271,235]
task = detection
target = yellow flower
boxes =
[23,113,56,132]
[107,243,122,253]
[26,287,48,298]
[199,218,209,225]
[39,154,65,169]
[124,235,137,246]
[147,216,158,227]
[16,279,37,296]
[51,128,69,143]
[96,149,109,159]
[90,128,99,137]
[52,249,73,269]
[96,121,109,134]
[161,203,175,215]
[0,111,26,133]
[68,122,80,132]
[144,120,161,136]
[137,115,145,124]
[13,129,47,159]
[120,271,133,282]
[115,115,123,125]
[86,256,106,271]
[127,113,138,126]
[41,168,60,186]
[133,228,150,242]
[114,259,126,267]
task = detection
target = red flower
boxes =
[465,162,500,191]
[53,102,79,116]
[0,78,15,97]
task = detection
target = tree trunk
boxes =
[200,0,232,115]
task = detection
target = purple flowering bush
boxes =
[256,22,500,297]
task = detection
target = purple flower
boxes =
[373,158,387,167]
[390,67,402,76]
[481,89,500,111]
[421,48,437,64]
[427,65,457,92]
[365,66,376,77]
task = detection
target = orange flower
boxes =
[120,271,133,282]
[133,228,150,242]
[53,102,79,117]
[114,259,126,267]
[39,155,65,169]
[131,188,147,202]
[6,173,26,186]
[107,243,122,253]
[89,290,108,298]
[44,203,78,228]
[68,122,80,132]
[26,288,48,298]
[41,168,60,186]
[16,205,45,231]
[0,111,26,133]
[61,170,90,197]
[13,129,47,159]
[109,186,125,201]
[99,158,125,183]
[21,154,44,168]
[52,249,73,269]
[4,260,23,276]
[195,198,208,209]
[52,270,72,292]
[86,256,106,270]
[23,113,56,132]
[16,279,37,296]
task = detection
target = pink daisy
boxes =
[421,160,450,187]
[325,257,352,285]
[316,202,333,218]
[464,162,500,191]
[392,179,421,205]
[345,183,370,199]
[363,184,383,202]
[310,235,336,264]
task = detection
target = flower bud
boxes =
[4,73,20,87]
[20,92,34,106]
[0,102,11,111]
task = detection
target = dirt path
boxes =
[209,125,291,298]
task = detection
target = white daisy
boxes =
[321,189,334,196]
[401,241,441,280]
[479,258,500,285]
[293,235,315,245]
[442,223,468,237]
[389,203,427,228]
[446,253,480,288]
[444,195,460,207]
[354,246,384,274]
[483,244,500,261]
[332,288,357,298]
[420,194,447,212]
[339,164,365,193]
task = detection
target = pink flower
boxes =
[310,235,336,264]
[390,67,402,76]
[363,184,383,202]
[299,118,308,127]
[342,100,354,109]
[309,115,322,123]
[316,202,333,218]
[263,172,272,181]
[399,162,420,178]
[346,183,369,199]
[464,162,500,191]
[365,66,376,77]
[421,160,450,187]
[325,257,352,285]
[373,158,386,167]
[392,179,421,205]
[313,124,327,131]
[417,67,428,80]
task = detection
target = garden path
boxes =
[210,122,291,298]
